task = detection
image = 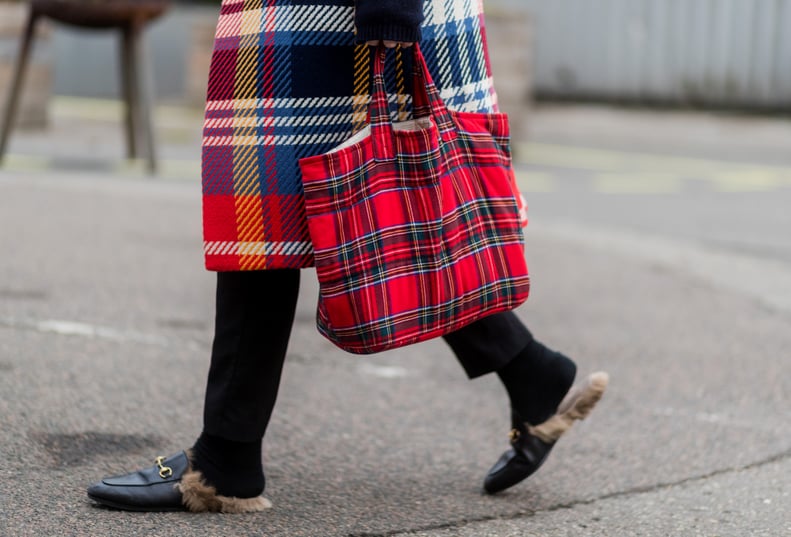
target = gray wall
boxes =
[501,0,791,109]
[46,1,791,109]
[51,5,217,100]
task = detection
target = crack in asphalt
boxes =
[352,447,791,537]
[1,316,786,536]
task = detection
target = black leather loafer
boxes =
[87,451,189,511]
[483,372,609,494]
[483,412,555,494]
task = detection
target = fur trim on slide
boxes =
[528,371,609,444]
[177,469,272,513]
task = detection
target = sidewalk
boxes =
[4,97,791,179]
[2,97,204,180]
[522,103,791,166]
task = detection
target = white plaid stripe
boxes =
[204,241,313,256]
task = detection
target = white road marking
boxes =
[357,363,410,379]
[0,316,178,347]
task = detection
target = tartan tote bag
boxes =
[298,44,530,354]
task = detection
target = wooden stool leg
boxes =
[0,9,38,163]
[120,25,139,160]
[135,25,158,175]
[122,22,158,175]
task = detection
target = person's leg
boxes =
[87,269,300,512]
[443,311,607,494]
[443,311,576,424]
[191,269,301,498]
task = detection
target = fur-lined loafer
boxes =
[483,371,609,494]
[87,451,271,513]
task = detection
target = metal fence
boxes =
[495,0,791,109]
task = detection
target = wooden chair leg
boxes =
[135,25,158,175]
[120,25,139,160]
[0,9,38,163]
[122,22,158,174]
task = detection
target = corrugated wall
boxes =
[494,0,791,108]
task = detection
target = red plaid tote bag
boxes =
[298,45,530,354]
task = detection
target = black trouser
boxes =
[203,270,533,442]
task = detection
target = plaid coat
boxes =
[202,0,500,271]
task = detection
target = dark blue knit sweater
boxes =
[355,0,424,43]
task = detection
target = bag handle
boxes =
[410,44,457,143]
[369,43,457,161]
[369,45,395,161]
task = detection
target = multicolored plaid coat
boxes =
[202,0,500,271]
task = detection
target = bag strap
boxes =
[411,43,457,144]
[370,45,396,161]
[369,44,457,161]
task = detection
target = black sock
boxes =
[190,432,265,498]
[496,339,577,425]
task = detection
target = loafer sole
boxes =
[87,492,186,512]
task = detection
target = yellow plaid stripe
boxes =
[234,0,266,269]
[352,44,370,132]
[396,46,407,121]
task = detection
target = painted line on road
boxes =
[1,153,52,173]
[593,172,684,193]
[515,142,791,193]
[1,154,201,181]
[710,169,791,192]
[357,363,410,379]
[0,316,203,349]
[51,96,204,123]
[517,142,791,176]
[518,171,555,192]
[531,219,791,315]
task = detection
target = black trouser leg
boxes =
[444,310,576,424]
[202,269,300,442]
[442,311,534,379]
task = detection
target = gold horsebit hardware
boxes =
[508,428,521,442]
[155,456,173,479]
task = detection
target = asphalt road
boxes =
[0,103,789,536]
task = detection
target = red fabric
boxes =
[510,168,528,227]
[298,45,530,354]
